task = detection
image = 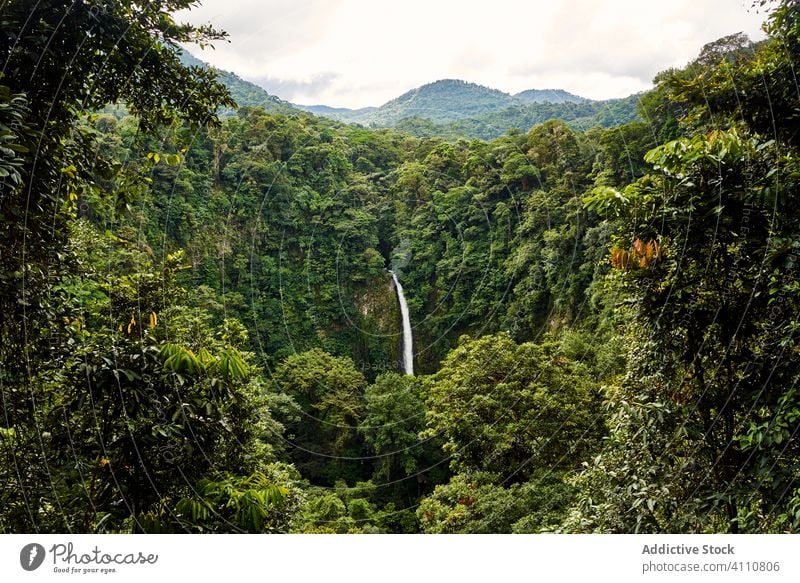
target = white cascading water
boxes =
[390,271,414,375]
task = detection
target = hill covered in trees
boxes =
[293,78,639,138]
[179,52,640,140]
[514,88,585,104]
[335,79,518,124]
[1,0,799,536]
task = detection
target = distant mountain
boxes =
[294,81,593,126]
[360,79,514,124]
[292,103,362,117]
[289,79,638,138]
[514,88,585,104]
[174,55,640,139]
[435,93,643,140]
[292,103,378,123]
[178,50,298,115]
[295,80,518,126]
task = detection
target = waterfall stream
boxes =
[389,271,414,375]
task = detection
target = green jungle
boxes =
[1,0,799,533]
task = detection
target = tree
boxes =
[272,349,368,484]
[0,0,234,382]
[0,0,240,533]
[418,471,573,533]
[569,4,800,531]
[0,219,287,532]
[360,373,446,504]
[422,332,602,481]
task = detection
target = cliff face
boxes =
[349,271,402,380]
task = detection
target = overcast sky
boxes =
[178,0,769,108]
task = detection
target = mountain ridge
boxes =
[180,50,640,138]
[295,79,592,124]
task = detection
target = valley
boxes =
[0,0,798,537]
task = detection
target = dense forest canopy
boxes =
[1,0,799,534]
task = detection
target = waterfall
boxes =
[389,271,414,375]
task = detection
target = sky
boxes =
[178,0,769,109]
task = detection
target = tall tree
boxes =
[570,0,800,532]
[0,0,237,532]
[0,0,233,379]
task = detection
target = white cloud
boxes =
[178,0,768,107]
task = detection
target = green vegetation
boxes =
[514,88,584,104]
[396,93,641,140]
[353,80,517,124]
[1,0,799,535]
[297,78,640,139]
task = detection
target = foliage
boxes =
[423,332,603,479]
[418,471,574,533]
[174,472,288,533]
[3,0,799,535]
[567,2,800,532]
[306,79,641,140]
[360,373,447,505]
[272,349,368,485]
[291,480,419,533]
